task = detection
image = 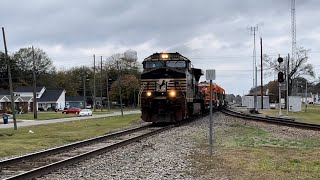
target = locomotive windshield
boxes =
[166,61,186,68]
[145,61,164,68]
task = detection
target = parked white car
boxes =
[270,104,276,109]
[79,109,93,116]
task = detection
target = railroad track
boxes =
[0,123,173,180]
[221,108,320,131]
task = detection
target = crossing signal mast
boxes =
[277,56,284,115]
[277,57,284,83]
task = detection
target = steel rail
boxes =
[5,125,172,180]
[1,112,209,180]
[221,108,320,131]
[0,124,157,180]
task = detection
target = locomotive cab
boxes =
[140,52,204,122]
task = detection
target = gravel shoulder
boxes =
[39,112,320,179]
[40,118,207,179]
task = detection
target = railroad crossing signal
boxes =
[278,72,284,83]
[277,56,284,83]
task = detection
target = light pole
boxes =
[83,75,89,109]
[116,61,123,116]
[305,80,308,112]
[299,80,308,112]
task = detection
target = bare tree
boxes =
[263,47,315,95]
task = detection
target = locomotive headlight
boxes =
[146,91,152,97]
[161,53,169,59]
[169,90,176,97]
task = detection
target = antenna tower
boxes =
[291,0,296,62]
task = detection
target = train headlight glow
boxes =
[161,54,169,59]
[146,91,152,97]
[169,90,176,97]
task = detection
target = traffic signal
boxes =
[278,72,284,83]
[107,79,113,91]
[277,57,283,63]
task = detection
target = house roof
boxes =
[20,96,33,102]
[0,89,10,95]
[38,88,65,102]
[7,96,24,102]
[296,93,313,98]
[14,86,44,93]
[0,95,10,102]
[94,97,107,101]
[66,96,84,102]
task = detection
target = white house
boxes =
[13,87,66,111]
[14,86,46,98]
[37,88,66,110]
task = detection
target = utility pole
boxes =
[93,54,96,111]
[250,26,258,110]
[2,27,17,130]
[117,61,123,116]
[83,76,86,108]
[305,80,307,112]
[106,71,110,110]
[32,46,37,119]
[279,83,282,116]
[260,37,263,109]
[286,54,290,115]
[133,87,136,108]
[100,56,103,111]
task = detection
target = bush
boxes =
[5,107,12,114]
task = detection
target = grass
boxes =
[15,112,77,120]
[0,114,141,157]
[190,124,320,179]
[261,104,320,124]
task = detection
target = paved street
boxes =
[0,110,141,129]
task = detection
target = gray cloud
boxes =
[1,0,320,95]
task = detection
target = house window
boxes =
[0,103,2,110]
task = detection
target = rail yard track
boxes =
[221,108,320,131]
[0,123,174,180]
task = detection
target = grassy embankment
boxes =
[191,123,320,179]
[0,114,141,157]
[260,104,320,124]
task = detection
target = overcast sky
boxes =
[1,0,320,95]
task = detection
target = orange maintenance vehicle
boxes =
[199,81,225,109]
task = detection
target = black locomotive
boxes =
[140,52,205,122]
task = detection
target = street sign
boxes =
[205,69,216,156]
[206,69,216,80]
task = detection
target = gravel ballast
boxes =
[41,118,208,180]
[39,112,319,179]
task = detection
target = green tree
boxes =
[0,51,20,89]
[109,74,140,106]
[106,50,141,106]
[13,47,56,86]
